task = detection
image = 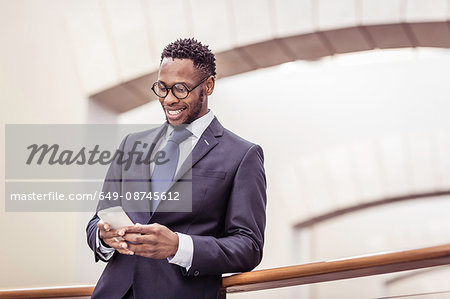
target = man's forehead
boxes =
[158,58,197,81]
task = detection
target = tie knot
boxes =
[169,128,192,145]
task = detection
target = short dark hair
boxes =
[160,38,216,77]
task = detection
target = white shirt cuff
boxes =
[167,232,193,271]
[95,227,115,261]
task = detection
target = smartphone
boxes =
[98,206,134,230]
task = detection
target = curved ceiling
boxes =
[61,0,450,112]
[91,21,450,112]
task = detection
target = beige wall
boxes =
[0,1,107,288]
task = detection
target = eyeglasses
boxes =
[151,76,210,100]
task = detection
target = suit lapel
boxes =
[191,125,220,167]
[169,126,218,186]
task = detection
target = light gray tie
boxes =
[150,128,192,213]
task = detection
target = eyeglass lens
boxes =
[153,82,189,99]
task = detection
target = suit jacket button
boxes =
[194,270,200,276]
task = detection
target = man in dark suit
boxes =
[86,38,267,298]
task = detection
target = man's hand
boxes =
[120,223,179,259]
[97,221,134,255]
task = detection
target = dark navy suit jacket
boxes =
[86,117,267,298]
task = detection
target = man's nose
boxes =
[163,90,180,105]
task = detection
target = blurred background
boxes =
[1,0,450,298]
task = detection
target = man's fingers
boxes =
[103,238,134,255]
[97,221,111,232]
[98,222,127,239]
[122,233,152,244]
[116,243,134,255]
[126,243,149,254]
[117,241,134,255]
[99,228,122,239]
[100,230,116,239]
[124,223,161,234]
[117,248,134,255]
[122,224,145,234]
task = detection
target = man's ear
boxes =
[205,76,215,96]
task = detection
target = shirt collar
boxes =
[166,110,214,139]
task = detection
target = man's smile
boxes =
[165,107,187,121]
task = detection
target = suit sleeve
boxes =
[186,144,267,276]
[86,134,129,262]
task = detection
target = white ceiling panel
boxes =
[230,0,274,46]
[105,0,156,80]
[361,0,403,25]
[406,0,448,22]
[317,0,357,30]
[65,0,119,93]
[273,0,314,37]
[189,0,234,53]
[448,0,450,18]
[146,0,192,57]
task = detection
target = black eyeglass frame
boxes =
[151,75,211,100]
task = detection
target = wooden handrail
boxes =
[220,243,450,294]
[1,244,449,298]
[0,285,94,298]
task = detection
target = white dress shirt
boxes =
[96,110,215,270]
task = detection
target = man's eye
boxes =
[157,83,167,91]
[173,84,187,93]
